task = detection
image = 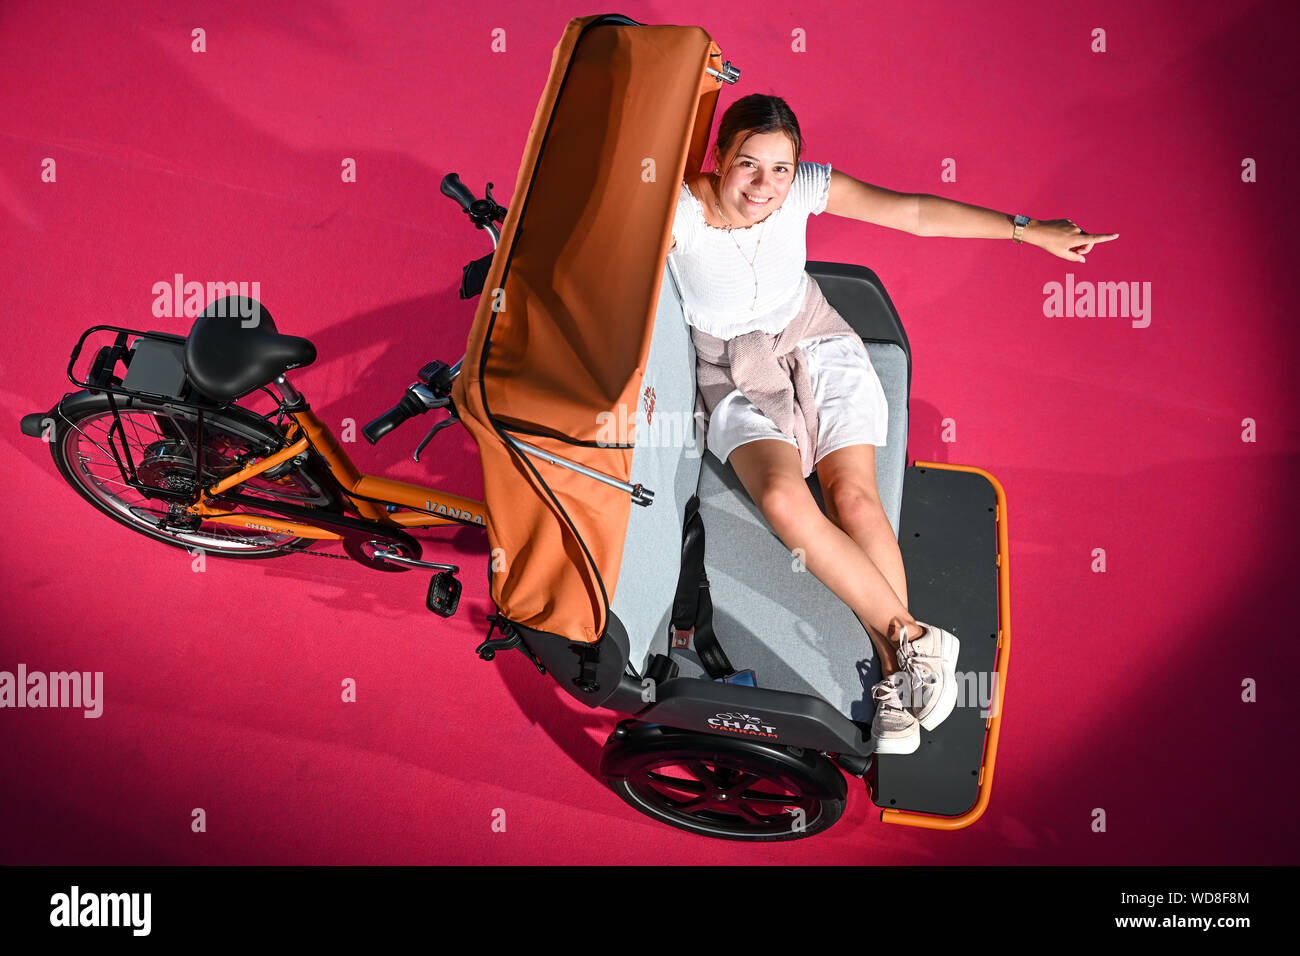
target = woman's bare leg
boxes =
[727,439,919,677]
[815,443,909,609]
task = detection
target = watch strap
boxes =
[1012,214,1031,244]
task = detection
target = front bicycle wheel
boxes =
[601,723,848,842]
[48,391,342,558]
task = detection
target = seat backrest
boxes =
[608,259,704,676]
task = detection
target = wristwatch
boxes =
[1012,214,1031,244]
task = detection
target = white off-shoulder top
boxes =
[667,160,833,339]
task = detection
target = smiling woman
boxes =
[671,154,833,335]
[667,92,962,755]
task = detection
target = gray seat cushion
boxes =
[611,259,908,722]
[673,341,908,722]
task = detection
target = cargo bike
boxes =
[22,13,1010,842]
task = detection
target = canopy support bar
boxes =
[707,60,740,84]
[505,435,655,507]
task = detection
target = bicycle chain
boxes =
[154,512,356,560]
[158,526,354,560]
[262,541,353,560]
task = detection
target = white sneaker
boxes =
[896,621,960,731]
[870,671,919,754]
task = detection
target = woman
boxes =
[667,94,1117,754]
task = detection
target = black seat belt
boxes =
[670,494,736,680]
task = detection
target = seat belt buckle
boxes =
[671,626,693,649]
[714,669,758,687]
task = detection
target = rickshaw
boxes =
[21,13,1010,842]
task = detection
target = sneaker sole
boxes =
[872,729,920,755]
[917,631,961,731]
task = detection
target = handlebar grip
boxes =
[363,390,426,444]
[441,173,477,213]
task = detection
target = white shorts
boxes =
[706,334,889,467]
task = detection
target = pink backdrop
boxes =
[2,0,1297,864]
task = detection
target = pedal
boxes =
[427,570,462,617]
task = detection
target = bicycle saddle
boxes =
[184,296,317,402]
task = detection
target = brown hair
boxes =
[712,94,804,178]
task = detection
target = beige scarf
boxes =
[691,278,860,477]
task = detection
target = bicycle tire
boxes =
[46,389,344,559]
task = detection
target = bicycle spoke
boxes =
[729,800,768,824]
[76,461,131,489]
[685,761,719,786]
[671,795,709,813]
[723,770,760,792]
[738,790,803,806]
[643,770,707,795]
[122,413,150,450]
[62,417,118,462]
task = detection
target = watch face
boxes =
[1014,214,1031,226]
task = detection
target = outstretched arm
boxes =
[825,169,1118,263]
[824,169,923,235]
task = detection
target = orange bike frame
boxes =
[187,406,487,539]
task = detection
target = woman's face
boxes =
[713,131,797,226]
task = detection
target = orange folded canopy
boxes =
[451,14,724,644]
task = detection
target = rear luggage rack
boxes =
[67,325,215,410]
[61,324,297,510]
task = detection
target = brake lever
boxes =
[483,182,507,223]
[413,414,459,463]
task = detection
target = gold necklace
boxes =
[714,194,767,313]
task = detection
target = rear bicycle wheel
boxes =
[48,391,342,558]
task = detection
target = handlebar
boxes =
[363,361,458,445]
[363,389,430,444]
[365,178,500,449]
[440,172,478,212]
[441,172,507,234]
